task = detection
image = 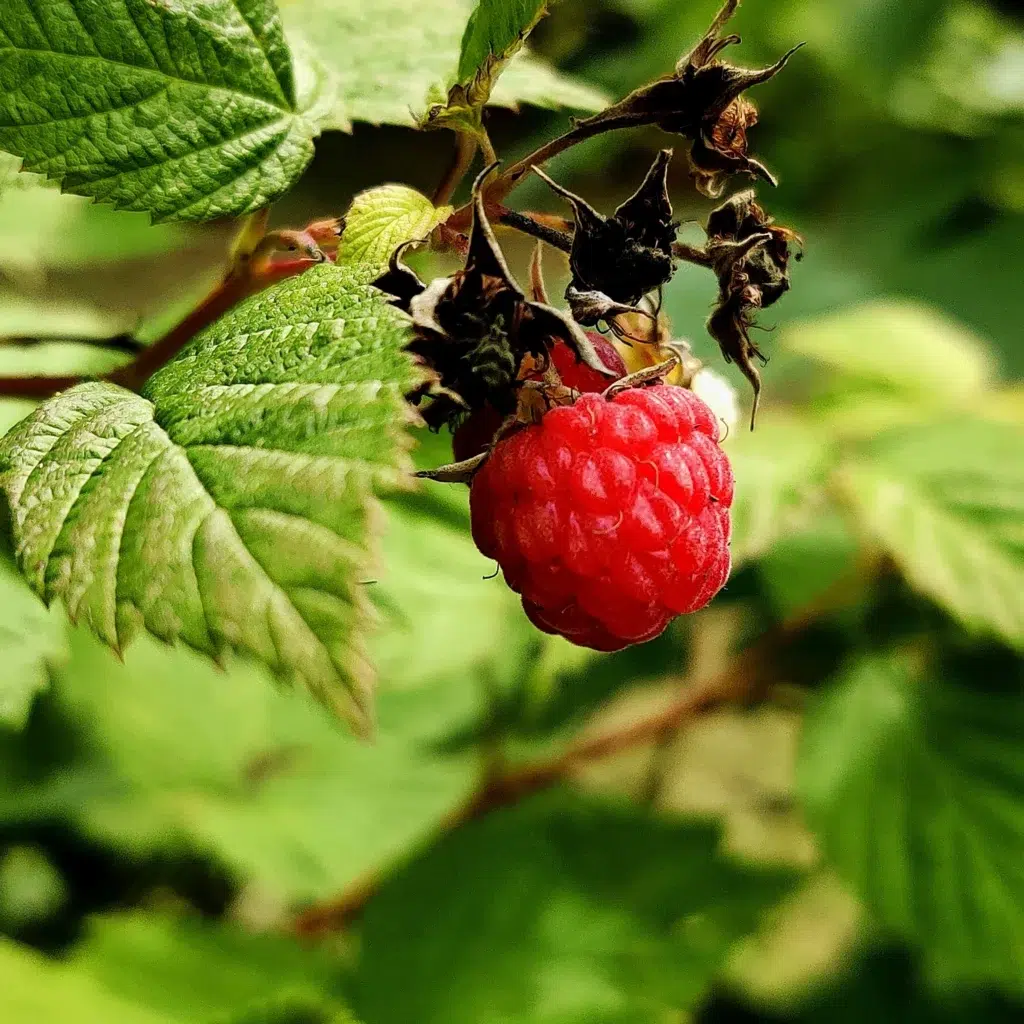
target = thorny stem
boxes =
[479,128,498,167]
[433,132,478,207]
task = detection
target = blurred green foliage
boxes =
[1,0,1022,1022]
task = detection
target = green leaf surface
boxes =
[727,413,837,568]
[0,936,179,1024]
[370,496,530,744]
[353,793,798,1023]
[456,0,548,83]
[0,555,67,730]
[338,186,452,274]
[784,300,995,403]
[799,655,1024,991]
[0,0,317,221]
[0,263,419,730]
[281,0,606,129]
[839,419,1024,649]
[72,912,352,1023]
[3,626,476,905]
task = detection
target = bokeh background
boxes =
[1,0,1022,1021]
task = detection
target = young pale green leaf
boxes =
[799,655,1024,991]
[784,300,995,403]
[0,557,67,729]
[0,264,419,732]
[353,793,798,1023]
[338,186,452,274]
[280,0,605,130]
[0,0,317,221]
[727,413,838,568]
[839,419,1024,649]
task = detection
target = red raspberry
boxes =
[549,332,627,392]
[469,385,733,651]
[452,334,626,463]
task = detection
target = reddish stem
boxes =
[0,257,321,401]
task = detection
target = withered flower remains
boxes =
[534,149,678,324]
[571,0,802,196]
[373,167,615,429]
[694,189,800,426]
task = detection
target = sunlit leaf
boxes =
[839,420,1024,649]
[784,300,995,403]
[0,264,419,730]
[727,414,838,568]
[339,186,452,274]
[281,0,606,129]
[0,0,318,220]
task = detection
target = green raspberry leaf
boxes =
[839,419,1024,650]
[0,557,68,730]
[281,0,606,131]
[785,300,995,404]
[338,185,452,275]
[799,655,1024,991]
[0,264,419,732]
[0,935,177,1024]
[727,413,837,569]
[456,0,549,85]
[0,0,318,222]
[353,793,799,1023]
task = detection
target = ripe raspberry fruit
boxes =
[469,385,733,651]
[452,334,626,463]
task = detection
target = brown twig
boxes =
[497,209,574,253]
[291,557,863,942]
[292,631,772,939]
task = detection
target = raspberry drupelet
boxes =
[469,385,733,651]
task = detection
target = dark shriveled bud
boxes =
[534,149,678,317]
[373,167,615,429]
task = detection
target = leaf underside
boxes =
[0,264,419,732]
[0,0,316,221]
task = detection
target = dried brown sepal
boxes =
[372,166,616,430]
[416,451,488,483]
[699,190,799,427]
[565,285,654,329]
[571,0,802,197]
[603,354,681,399]
[533,150,677,308]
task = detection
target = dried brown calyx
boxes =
[682,189,800,426]
[373,167,616,430]
[572,0,802,197]
[534,150,678,325]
